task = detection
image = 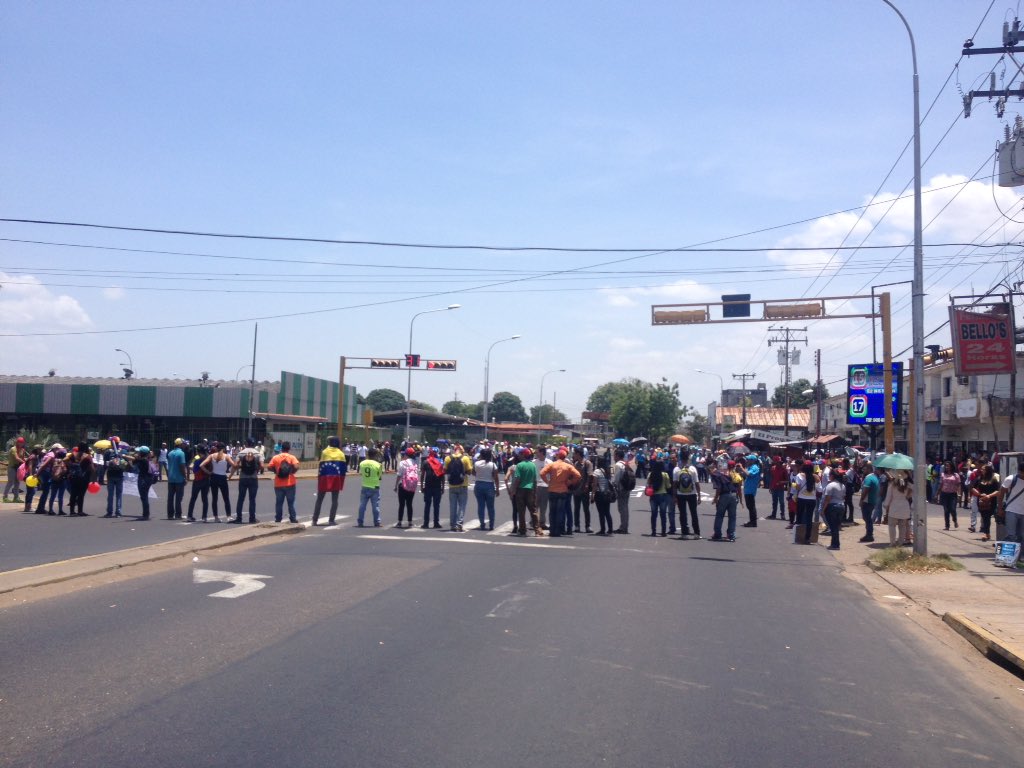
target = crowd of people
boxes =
[5,436,1024,551]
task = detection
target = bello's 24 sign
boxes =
[948,304,1016,376]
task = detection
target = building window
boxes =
[943,377,952,397]
[969,376,977,394]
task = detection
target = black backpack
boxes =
[620,463,636,492]
[276,460,295,479]
[446,455,466,485]
[240,452,258,476]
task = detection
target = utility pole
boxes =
[768,326,808,436]
[814,348,822,437]
[731,372,757,429]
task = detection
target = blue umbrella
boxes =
[612,438,629,446]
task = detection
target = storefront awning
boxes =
[807,434,841,445]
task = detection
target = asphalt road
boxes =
[2,494,1021,767]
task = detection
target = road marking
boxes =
[193,568,272,598]
[357,534,578,550]
[301,515,351,530]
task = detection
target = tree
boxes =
[771,378,829,409]
[607,378,683,443]
[682,413,712,446]
[364,388,406,412]
[530,404,568,424]
[442,400,470,417]
[488,391,528,422]
[408,400,437,412]
[586,381,630,413]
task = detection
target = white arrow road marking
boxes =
[193,568,272,598]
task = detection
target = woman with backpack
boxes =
[472,447,500,531]
[393,447,420,528]
[200,442,236,522]
[66,443,94,517]
[47,448,69,515]
[589,456,616,536]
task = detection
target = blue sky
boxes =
[2,1,1020,421]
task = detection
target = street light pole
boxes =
[482,335,521,439]
[695,369,725,437]
[235,364,253,381]
[406,304,460,440]
[537,368,565,444]
[880,0,926,556]
[115,348,134,379]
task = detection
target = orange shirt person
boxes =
[267,440,300,523]
[540,449,581,537]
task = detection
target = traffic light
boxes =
[405,354,421,368]
[425,360,457,370]
[370,359,401,368]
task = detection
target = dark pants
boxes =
[572,494,591,531]
[825,503,844,548]
[210,475,230,518]
[166,481,185,519]
[796,497,816,543]
[548,492,570,537]
[713,492,737,539]
[860,502,875,539]
[68,479,88,515]
[422,485,442,525]
[770,488,785,517]
[594,492,613,533]
[312,490,338,525]
[744,493,757,525]
[189,479,210,519]
[676,494,700,535]
[137,478,154,518]
[397,487,416,523]
[236,476,259,521]
[844,488,855,522]
[275,485,297,522]
[940,491,959,528]
[980,507,994,537]
[34,472,52,513]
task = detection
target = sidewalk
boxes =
[830,506,1024,677]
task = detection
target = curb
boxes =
[0,523,304,597]
[942,612,1024,678]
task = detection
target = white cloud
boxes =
[0,272,92,333]
[599,278,718,309]
[102,286,126,301]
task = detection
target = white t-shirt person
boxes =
[673,464,699,497]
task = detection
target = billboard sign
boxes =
[847,363,903,425]
[949,304,1016,376]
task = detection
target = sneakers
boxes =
[742,522,757,528]
[727,536,736,542]
[859,535,874,543]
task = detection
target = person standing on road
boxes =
[188,444,212,521]
[420,447,445,529]
[32,444,58,515]
[310,437,345,526]
[858,461,880,543]
[532,445,551,530]
[673,451,701,539]
[21,446,42,513]
[939,460,961,531]
[822,469,846,550]
[268,441,300,523]
[710,461,739,542]
[103,441,128,517]
[972,464,1001,542]
[47,448,68,515]
[793,462,820,545]
[133,446,157,520]
[998,459,1024,542]
[200,442,235,522]
[4,436,27,503]
[65,443,94,517]
[158,443,168,482]
[539,449,580,538]
[471,447,500,531]
[611,449,633,534]
[394,447,420,528]
[768,456,788,520]
[165,438,187,520]
[741,456,760,528]
[589,456,614,536]
[646,459,672,537]
[444,445,474,532]
[884,473,913,547]
[571,446,593,534]
[232,437,265,524]
[513,448,541,536]
[356,447,384,527]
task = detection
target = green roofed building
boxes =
[0,371,364,461]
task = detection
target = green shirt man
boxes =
[514,460,538,490]
[360,458,383,489]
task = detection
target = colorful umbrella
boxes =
[93,439,112,451]
[611,438,630,446]
[668,434,692,444]
[630,437,649,446]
